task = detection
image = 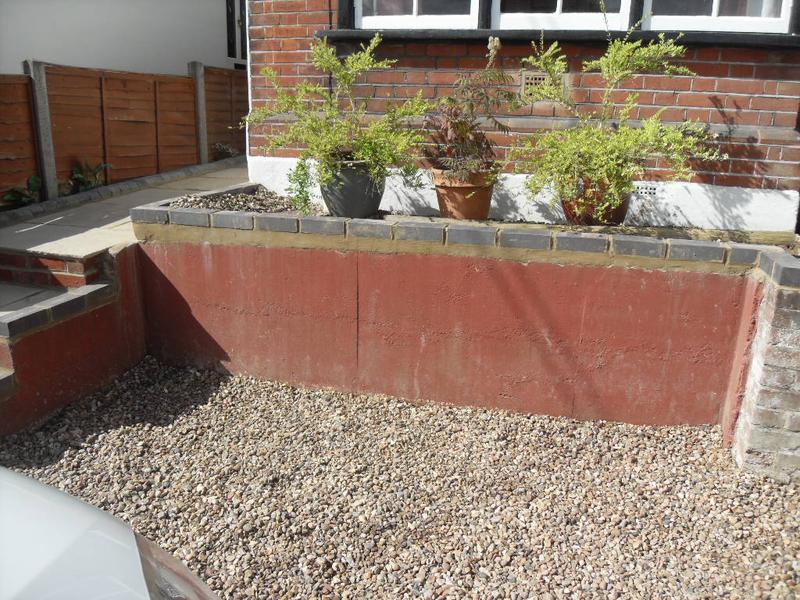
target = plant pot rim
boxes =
[431,168,494,176]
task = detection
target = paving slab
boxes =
[26,188,180,228]
[155,175,247,191]
[0,167,248,260]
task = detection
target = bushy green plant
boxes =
[246,34,429,214]
[423,37,518,182]
[515,31,724,223]
[66,162,111,194]
[2,175,41,206]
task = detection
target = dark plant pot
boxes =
[431,169,494,220]
[319,162,385,218]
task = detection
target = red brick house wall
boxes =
[248,1,800,193]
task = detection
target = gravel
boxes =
[169,185,322,214]
[1,357,797,599]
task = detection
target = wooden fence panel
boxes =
[0,75,38,195]
[47,69,105,183]
[46,65,199,185]
[2,63,240,196]
[157,79,198,172]
[205,67,247,156]
[103,76,158,182]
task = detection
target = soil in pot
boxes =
[320,162,385,218]
[432,169,494,221]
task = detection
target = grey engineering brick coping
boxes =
[0,283,114,339]
[555,232,608,253]
[348,219,392,240]
[211,211,255,230]
[393,221,445,243]
[255,214,299,233]
[499,229,551,250]
[612,235,666,259]
[668,239,726,262]
[760,251,800,288]
[169,208,214,228]
[447,224,498,246]
[299,216,347,236]
[130,197,800,290]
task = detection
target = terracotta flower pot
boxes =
[561,179,630,226]
[431,169,494,221]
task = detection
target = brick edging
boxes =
[131,186,800,290]
[0,156,245,230]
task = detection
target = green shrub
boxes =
[246,34,429,214]
[514,32,724,223]
[423,37,518,182]
[2,175,42,206]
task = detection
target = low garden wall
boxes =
[131,202,781,428]
[0,244,146,434]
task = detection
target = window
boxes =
[351,0,796,32]
[357,0,480,28]
[227,0,247,62]
[642,0,795,33]
[493,0,633,30]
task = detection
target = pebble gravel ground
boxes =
[1,358,797,599]
[170,185,324,215]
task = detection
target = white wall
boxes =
[247,156,800,233]
[0,0,234,76]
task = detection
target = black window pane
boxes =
[651,0,713,15]
[226,0,236,59]
[562,0,621,11]
[418,0,471,14]
[718,0,782,16]
[362,0,413,16]
[239,0,247,60]
[501,0,558,12]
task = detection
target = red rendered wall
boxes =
[0,245,147,434]
[140,242,757,426]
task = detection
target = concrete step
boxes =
[0,282,115,340]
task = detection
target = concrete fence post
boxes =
[22,60,58,201]
[188,61,209,164]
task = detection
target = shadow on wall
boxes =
[0,246,232,470]
[138,248,231,372]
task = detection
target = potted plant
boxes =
[423,37,518,221]
[515,34,724,226]
[246,34,428,218]
[1,175,41,210]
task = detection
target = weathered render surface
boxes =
[134,218,761,427]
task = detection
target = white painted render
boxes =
[0,0,234,76]
[248,156,800,233]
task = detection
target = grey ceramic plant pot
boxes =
[319,162,385,218]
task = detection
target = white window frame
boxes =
[641,0,795,33]
[356,0,481,29]
[492,0,634,30]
